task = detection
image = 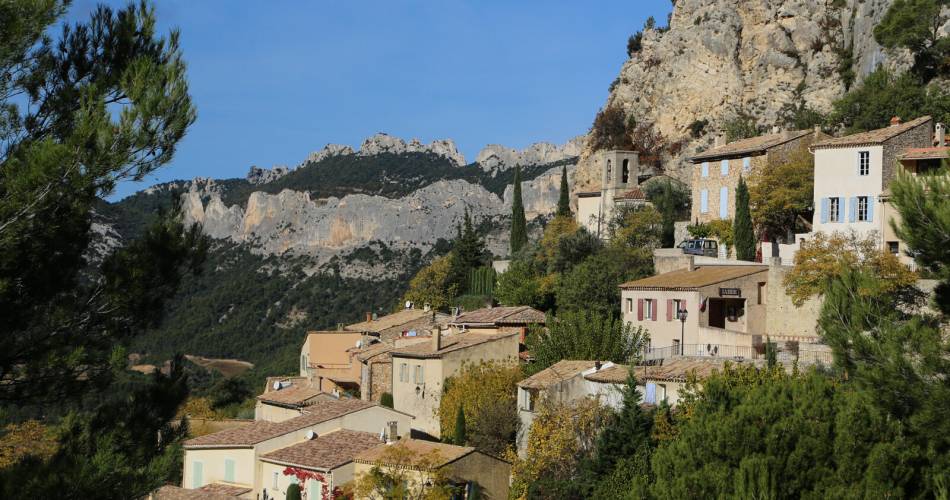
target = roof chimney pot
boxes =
[890,116,902,127]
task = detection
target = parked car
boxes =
[678,238,718,257]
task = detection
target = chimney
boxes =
[714,133,725,148]
[771,126,781,135]
[432,328,442,352]
[365,312,372,322]
[936,123,946,147]
[686,255,695,272]
[814,124,822,135]
[890,116,902,127]
[595,361,602,371]
[386,421,398,444]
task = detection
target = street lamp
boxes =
[678,307,688,356]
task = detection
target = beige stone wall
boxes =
[447,452,512,500]
[576,194,603,236]
[764,264,822,341]
[368,360,392,402]
[691,154,766,223]
[182,448,255,491]
[622,289,703,348]
[255,402,303,423]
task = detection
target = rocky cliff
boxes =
[575,0,910,191]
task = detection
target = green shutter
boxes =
[224,458,235,482]
[192,461,203,488]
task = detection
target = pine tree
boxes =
[510,166,529,254]
[557,165,572,218]
[285,483,301,500]
[590,369,653,476]
[454,405,467,445]
[734,176,756,261]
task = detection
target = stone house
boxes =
[299,331,364,395]
[344,307,449,343]
[810,116,939,267]
[181,399,412,499]
[347,335,429,403]
[390,331,520,439]
[448,305,546,343]
[689,128,827,225]
[352,439,511,500]
[515,360,624,456]
[575,149,647,238]
[254,378,337,422]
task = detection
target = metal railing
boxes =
[642,343,833,366]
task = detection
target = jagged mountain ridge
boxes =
[575,0,916,191]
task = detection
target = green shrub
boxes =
[380,392,393,408]
[286,483,301,500]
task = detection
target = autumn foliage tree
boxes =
[437,361,521,456]
[347,444,455,500]
[748,145,815,243]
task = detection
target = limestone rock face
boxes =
[301,144,355,166]
[476,136,584,174]
[247,165,291,184]
[574,0,910,193]
[357,133,466,166]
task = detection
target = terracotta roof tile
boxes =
[263,376,308,394]
[344,309,448,333]
[260,429,384,470]
[518,360,598,389]
[184,399,375,448]
[453,306,546,325]
[691,129,813,161]
[199,483,253,497]
[812,116,932,149]
[257,385,327,407]
[628,358,756,382]
[615,187,646,200]
[150,485,243,499]
[354,439,475,469]
[583,364,631,384]
[620,265,768,290]
[391,332,518,359]
[899,146,950,160]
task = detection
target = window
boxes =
[700,189,709,213]
[757,282,766,305]
[300,355,306,373]
[857,196,869,221]
[644,299,656,320]
[701,162,709,178]
[721,159,729,176]
[273,471,279,489]
[743,157,751,171]
[719,187,729,219]
[829,197,840,222]
[626,298,634,313]
[671,339,681,356]
[888,241,900,254]
[224,458,235,482]
[622,159,630,183]
[858,151,870,176]
[606,159,612,181]
[399,363,408,383]
[657,384,668,402]
[413,365,424,384]
[522,389,536,412]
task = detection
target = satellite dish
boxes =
[306,430,317,440]
[355,340,363,348]
[273,381,282,391]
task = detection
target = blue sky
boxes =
[68,1,672,200]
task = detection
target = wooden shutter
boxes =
[652,300,658,321]
[637,299,644,321]
[667,299,674,321]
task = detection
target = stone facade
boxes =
[882,119,934,188]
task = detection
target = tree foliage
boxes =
[437,361,521,456]
[555,245,653,316]
[748,144,815,241]
[723,112,760,142]
[874,0,950,79]
[590,104,633,152]
[733,176,755,261]
[557,165,572,218]
[347,443,455,500]
[829,68,950,132]
[403,254,458,311]
[510,166,528,255]
[783,231,918,306]
[643,178,690,248]
[525,311,648,376]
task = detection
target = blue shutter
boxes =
[645,382,657,404]
[743,157,751,171]
[849,197,857,223]
[719,187,729,219]
[820,198,829,224]
[700,190,708,213]
[192,461,203,488]
[224,458,235,482]
[868,196,875,222]
[701,162,709,177]
[721,160,729,176]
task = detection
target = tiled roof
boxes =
[354,439,475,469]
[257,385,326,407]
[150,485,245,499]
[691,129,813,161]
[262,376,308,394]
[344,309,447,333]
[620,265,768,290]
[350,341,395,362]
[518,360,598,389]
[391,332,518,359]
[583,364,631,384]
[184,399,376,448]
[629,358,753,382]
[812,116,932,149]
[899,146,950,160]
[453,306,546,325]
[260,429,384,470]
[199,484,253,497]
[615,187,646,200]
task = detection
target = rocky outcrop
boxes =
[300,144,355,166]
[357,133,466,166]
[476,136,584,175]
[247,165,291,184]
[574,0,910,192]
[180,164,571,277]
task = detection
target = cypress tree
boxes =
[510,166,528,254]
[454,405,467,445]
[734,176,756,261]
[590,369,653,476]
[557,165,572,218]
[285,483,301,500]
